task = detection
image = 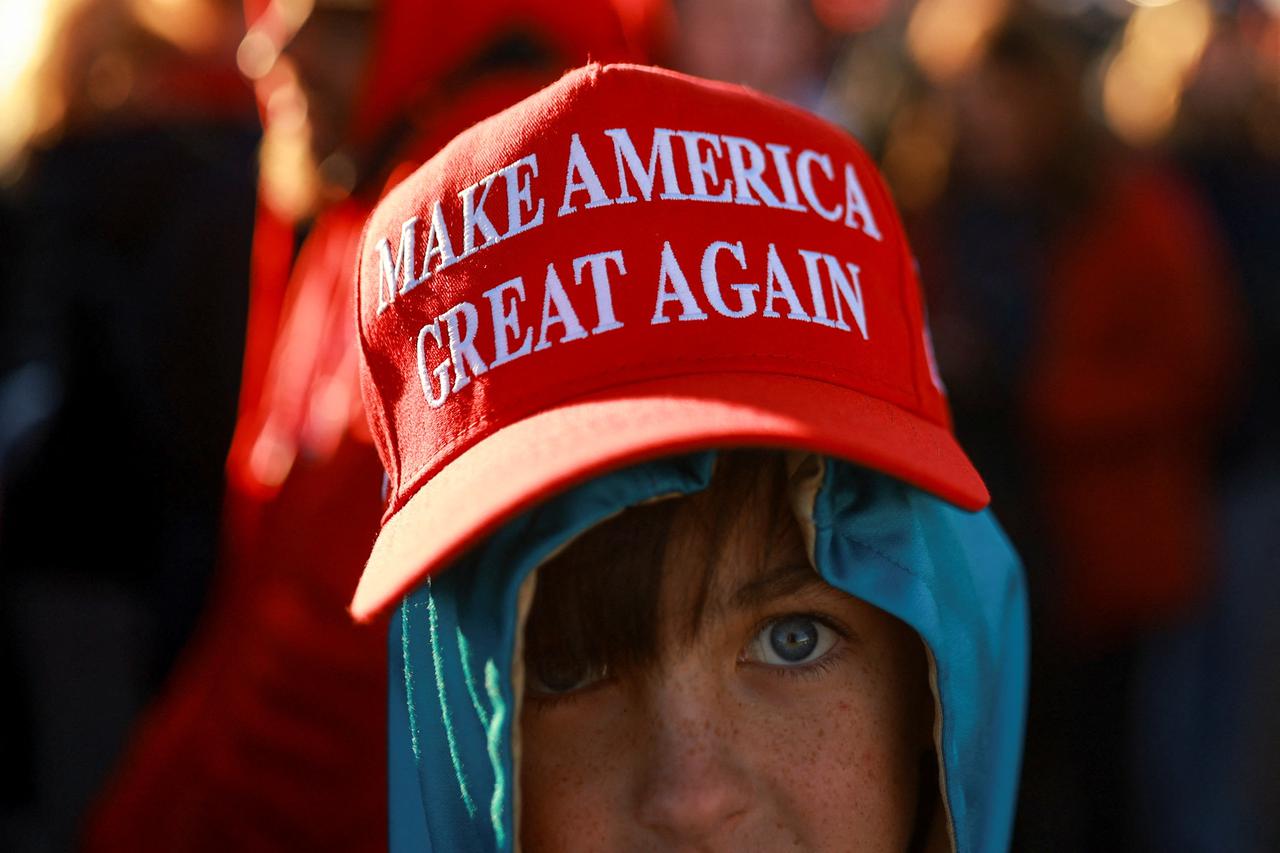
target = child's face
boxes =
[518,456,937,851]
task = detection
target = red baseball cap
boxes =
[351,63,987,620]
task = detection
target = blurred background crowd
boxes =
[0,0,1276,850]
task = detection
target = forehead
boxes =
[650,453,818,633]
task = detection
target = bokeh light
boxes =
[1102,0,1213,145]
[907,0,1009,83]
[0,0,56,177]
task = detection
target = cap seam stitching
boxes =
[387,363,944,516]
[354,213,404,502]
[813,523,923,579]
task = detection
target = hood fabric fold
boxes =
[389,451,1027,852]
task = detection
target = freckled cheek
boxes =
[733,681,919,850]
[519,706,635,851]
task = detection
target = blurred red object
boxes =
[83,1,654,850]
[1027,162,1242,646]
[813,0,894,34]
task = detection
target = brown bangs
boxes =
[522,449,807,683]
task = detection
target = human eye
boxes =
[742,614,842,669]
[525,657,610,702]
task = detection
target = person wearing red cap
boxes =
[355,64,1027,852]
[84,3,647,851]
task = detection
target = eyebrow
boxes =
[730,561,826,610]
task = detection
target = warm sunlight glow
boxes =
[0,0,57,176]
[907,0,1010,84]
[1102,0,1213,146]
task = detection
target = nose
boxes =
[634,675,753,846]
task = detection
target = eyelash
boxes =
[739,612,851,679]
[524,678,609,711]
[765,650,844,682]
[524,612,853,710]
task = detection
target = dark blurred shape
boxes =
[1141,4,1280,849]
[4,121,258,658]
[903,10,1246,851]
[0,1,259,851]
[1178,2,1280,469]
[673,0,842,115]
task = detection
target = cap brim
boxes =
[351,372,988,621]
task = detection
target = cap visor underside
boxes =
[351,371,988,621]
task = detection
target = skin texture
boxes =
[519,459,938,852]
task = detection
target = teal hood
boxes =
[387,451,1028,852]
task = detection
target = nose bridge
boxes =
[649,655,726,729]
[633,662,752,842]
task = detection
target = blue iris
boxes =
[769,616,819,662]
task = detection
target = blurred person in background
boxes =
[83,1,658,851]
[0,1,258,850]
[902,10,1243,851]
[1143,3,1280,848]
[671,0,843,119]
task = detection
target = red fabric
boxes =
[146,61,255,116]
[85,202,390,852]
[231,0,651,458]
[226,197,294,498]
[351,0,636,150]
[1026,163,1241,645]
[243,0,269,23]
[85,4,649,851]
[352,63,984,619]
